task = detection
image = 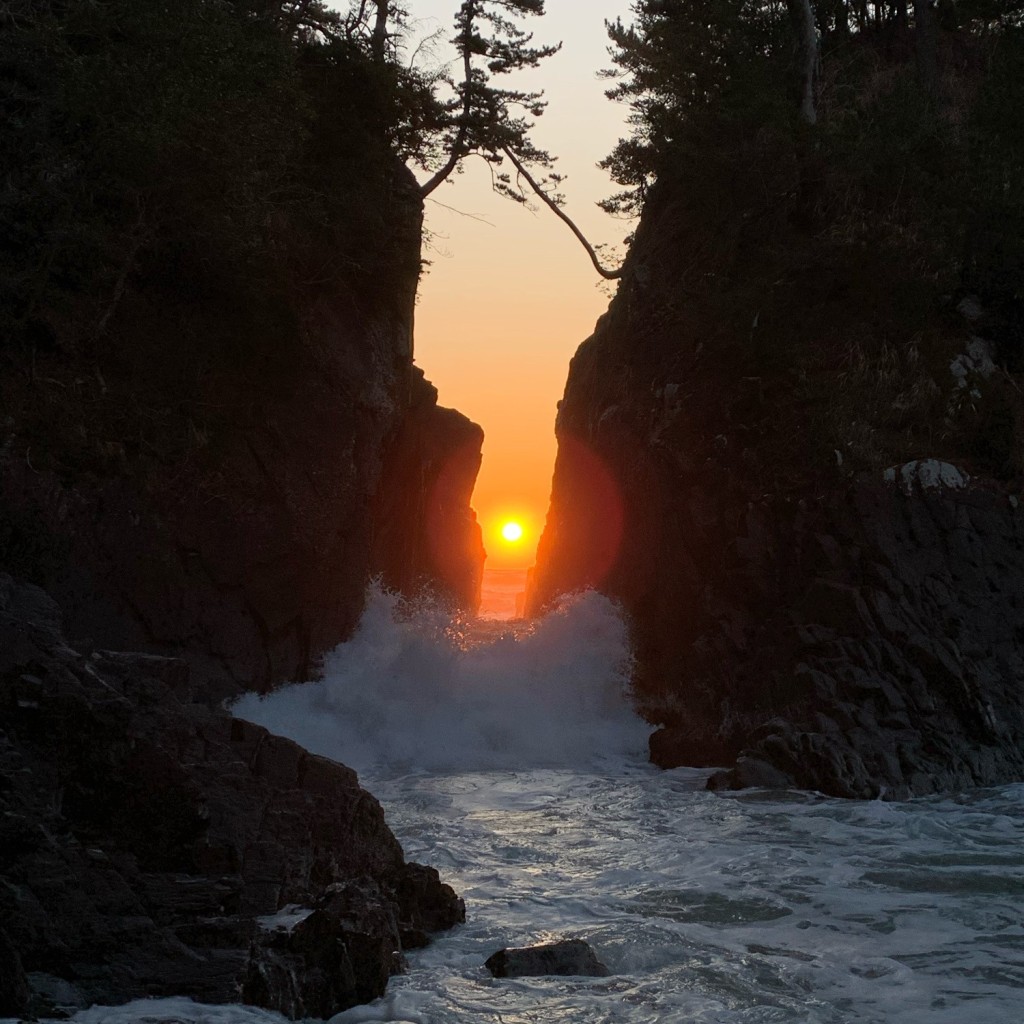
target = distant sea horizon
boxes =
[479,566,529,620]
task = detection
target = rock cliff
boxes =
[0,10,482,1018]
[0,575,464,1020]
[0,165,483,697]
[0,140,478,1024]
[529,179,1024,800]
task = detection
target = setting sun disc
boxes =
[501,521,524,542]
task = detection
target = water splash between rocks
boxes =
[232,585,650,774]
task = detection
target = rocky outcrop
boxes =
[371,368,485,612]
[485,939,610,979]
[529,179,1024,800]
[0,165,482,697]
[664,478,1024,799]
[0,575,464,1019]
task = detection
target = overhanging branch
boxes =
[501,146,623,280]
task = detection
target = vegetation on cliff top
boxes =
[600,0,1024,481]
[4,0,1022,487]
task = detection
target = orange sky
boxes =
[405,0,635,571]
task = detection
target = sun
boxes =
[501,520,524,543]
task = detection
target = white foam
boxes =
[61,998,289,1024]
[231,586,649,774]
[256,903,314,933]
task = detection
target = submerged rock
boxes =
[0,575,464,1020]
[484,939,610,978]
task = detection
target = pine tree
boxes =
[417,0,560,199]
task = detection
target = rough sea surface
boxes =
[31,589,1024,1024]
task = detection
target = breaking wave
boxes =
[231,585,649,773]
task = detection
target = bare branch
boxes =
[425,197,496,226]
[501,146,623,280]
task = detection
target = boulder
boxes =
[484,939,610,979]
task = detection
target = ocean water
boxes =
[478,566,529,621]
[47,589,1024,1024]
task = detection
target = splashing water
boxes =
[232,585,651,774]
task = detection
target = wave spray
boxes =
[231,586,649,774]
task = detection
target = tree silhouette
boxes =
[417,0,559,198]
[352,0,623,278]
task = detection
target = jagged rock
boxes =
[394,862,467,949]
[637,483,1024,798]
[484,939,610,979]
[242,881,404,1019]
[0,575,463,1020]
[371,368,486,612]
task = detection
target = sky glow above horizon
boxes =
[398,0,636,572]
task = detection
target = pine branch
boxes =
[418,1,477,197]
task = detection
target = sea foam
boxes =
[231,585,650,774]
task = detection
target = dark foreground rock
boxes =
[485,939,610,979]
[0,575,464,1020]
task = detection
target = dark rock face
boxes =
[0,167,482,697]
[484,939,610,979]
[371,368,486,612]
[528,188,1024,800]
[0,575,464,1019]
